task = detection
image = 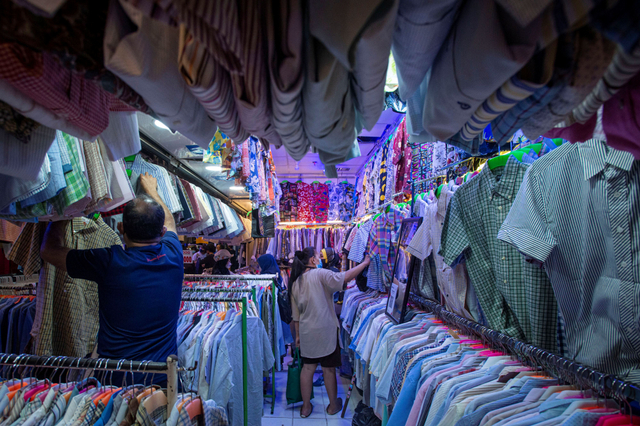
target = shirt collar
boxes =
[578,139,635,180]
[481,155,528,200]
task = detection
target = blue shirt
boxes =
[67,231,183,362]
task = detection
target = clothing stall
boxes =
[1,0,640,425]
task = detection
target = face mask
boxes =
[226,262,231,269]
[317,259,323,269]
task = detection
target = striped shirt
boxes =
[498,139,640,383]
[130,154,182,213]
[570,45,640,125]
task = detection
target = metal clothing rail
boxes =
[0,353,180,415]
[355,192,406,223]
[182,286,257,302]
[408,294,640,403]
[182,274,279,414]
[181,295,249,426]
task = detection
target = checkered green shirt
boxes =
[440,156,558,352]
[52,132,89,215]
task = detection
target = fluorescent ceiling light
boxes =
[279,221,307,225]
[154,120,170,130]
[230,186,245,191]
[206,165,222,171]
[327,220,343,224]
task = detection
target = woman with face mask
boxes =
[289,247,370,418]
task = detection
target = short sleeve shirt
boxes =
[439,156,557,352]
[498,139,640,382]
[291,268,345,358]
[296,182,314,223]
[66,231,184,362]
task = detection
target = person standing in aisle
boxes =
[192,245,206,273]
[40,172,183,386]
[198,243,217,272]
[290,247,370,418]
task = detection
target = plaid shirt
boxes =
[10,217,121,357]
[368,209,405,283]
[83,140,111,212]
[390,340,448,399]
[0,44,111,137]
[203,400,229,426]
[51,132,90,216]
[135,396,168,426]
[440,156,558,352]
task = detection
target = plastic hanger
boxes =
[515,143,542,155]
[552,138,563,147]
[281,180,288,184]
[487,150,525,170]
[600,414,640,426]
[435,183,446,199]
[186,397,203,419]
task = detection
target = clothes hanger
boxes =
[515,143,542,155]
[435,183,446,199]
[487,150,525,170]
[281,180,288,184]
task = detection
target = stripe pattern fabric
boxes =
[498,139,640,382]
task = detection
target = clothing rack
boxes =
[355,192,406,223]
[182,286,257,302]
[407,293,640,403]
[0,353,180,415]
[182,274,278,414]
[180,295,249,426]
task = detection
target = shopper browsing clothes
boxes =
[290,247,370,418]
[40,173,183,386]
[192,245,207,273]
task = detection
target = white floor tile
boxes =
[262,417,293,426]
[326,419,352,426]
[292,419,327,426]
[263,400,291,418]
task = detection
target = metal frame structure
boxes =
[182,274,279,414]
[408,293,640,403]
[0,353,180,415]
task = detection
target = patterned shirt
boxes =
[130,154,181,213]
[296,182,314,223]
[310,182,329,223]
[9,218,122,356]
[440,156,558,352]
[498,139,640,382]
[203,399,229,426]
[51,132,90,216]
[368,208,405,283]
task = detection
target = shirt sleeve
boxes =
[318,269,346,293]
[438,194,470,267]
[66,247,114,283]
[406,221,432,261]
[498,169,557,263]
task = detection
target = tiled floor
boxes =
[262,358,361,426]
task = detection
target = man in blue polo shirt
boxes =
[41,173,183,385]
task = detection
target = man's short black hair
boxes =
[206,243,216,253]
[122,195,165,241]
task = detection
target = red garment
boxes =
[545,72,640,159]
[0,43,112,137]
[297,182,315,223]
[311,182,329,223]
